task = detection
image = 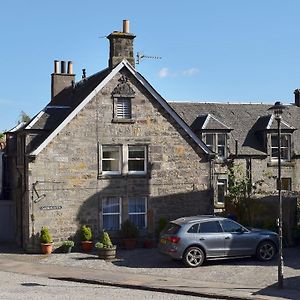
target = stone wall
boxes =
[24,69,212,251]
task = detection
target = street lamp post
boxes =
[268,101,287,289]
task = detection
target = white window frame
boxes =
[216,178,227,205]
[127,145,147,175]
[128,197,147,229]
[102,197,121,231]
[270,133,291,162]
[204,133,227,158]
[101,145,122,175]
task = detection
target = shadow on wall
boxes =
[75,163,213,241]
[225,195,298,245]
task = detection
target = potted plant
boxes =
[95,231,116,260]
[62,240,75,253]
[40,227,53,254]
[143,234,155,248]
[80,225,93,252]
[120,219,139,250]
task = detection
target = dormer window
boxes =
[271,134,291,162]
[204,133,227,158]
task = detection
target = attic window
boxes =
[112,75,135,122]
[116,98,131,119]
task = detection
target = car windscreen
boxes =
[161,222,181,235]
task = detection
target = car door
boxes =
[196,220,225,257]
[220,219,256,256]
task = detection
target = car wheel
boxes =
[183,246,205,267]
[256,241,276,261]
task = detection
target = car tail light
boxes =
[166,236,180,244]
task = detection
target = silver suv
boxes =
[159,215,279,267]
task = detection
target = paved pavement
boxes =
[0,244,299,300]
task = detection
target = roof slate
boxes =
[170,102,300,156]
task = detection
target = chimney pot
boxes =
[294,89,300,107]
[54,60,60,74]
[67,61,73,74]
[61,61,66,74]
[123,20,130,33]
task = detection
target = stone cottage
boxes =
[3,20,300,251]
[3,21,214,251]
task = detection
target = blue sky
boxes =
[1,0,300,131]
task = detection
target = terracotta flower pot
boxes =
[123,238,137,250]
[143,240,155,248]
[41,243,53,254]
[81,241,93,252]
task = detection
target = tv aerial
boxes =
[136,51,162,64]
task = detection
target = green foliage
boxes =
[225,162,266,225]
[18,111,30,124]
[95,242,104,249]
[0,132,4,140]
[40,227,52,244]
[63,240,74,247]
[95,231,115,249]
[158,218,167,233]
[80,225,92,241]
[102,231,113,247]
[120,219,139,239]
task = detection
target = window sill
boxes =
[112,118,135,124]
[267,161,295,167]
[214,157,229,164]
[98,173,149,180]
[214,203,225,209]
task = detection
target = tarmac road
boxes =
[0,270,217,300]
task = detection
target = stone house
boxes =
[2,20,300,251]
[3,21,214,251]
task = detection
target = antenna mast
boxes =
[136,52,162,64]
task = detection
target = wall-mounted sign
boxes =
[40,205,62,210]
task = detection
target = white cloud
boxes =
[183,68,199,77]
[158,67,170,78]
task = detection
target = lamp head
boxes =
[268,101,287,118]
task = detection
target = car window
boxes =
[221,219,243,233]
[187,223,199,233]
[161,222,181,235]
[199,221,222,233]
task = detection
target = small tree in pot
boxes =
[120,219,139,250]
[95,231,116,260]
[40,227,53,254]
[80,225,93,252]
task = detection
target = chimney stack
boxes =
[294,89,300,107]
[51,60,75,101]
[107,20,136,69]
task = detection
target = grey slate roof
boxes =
[170,102,300,156]
[24,69,110,152]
